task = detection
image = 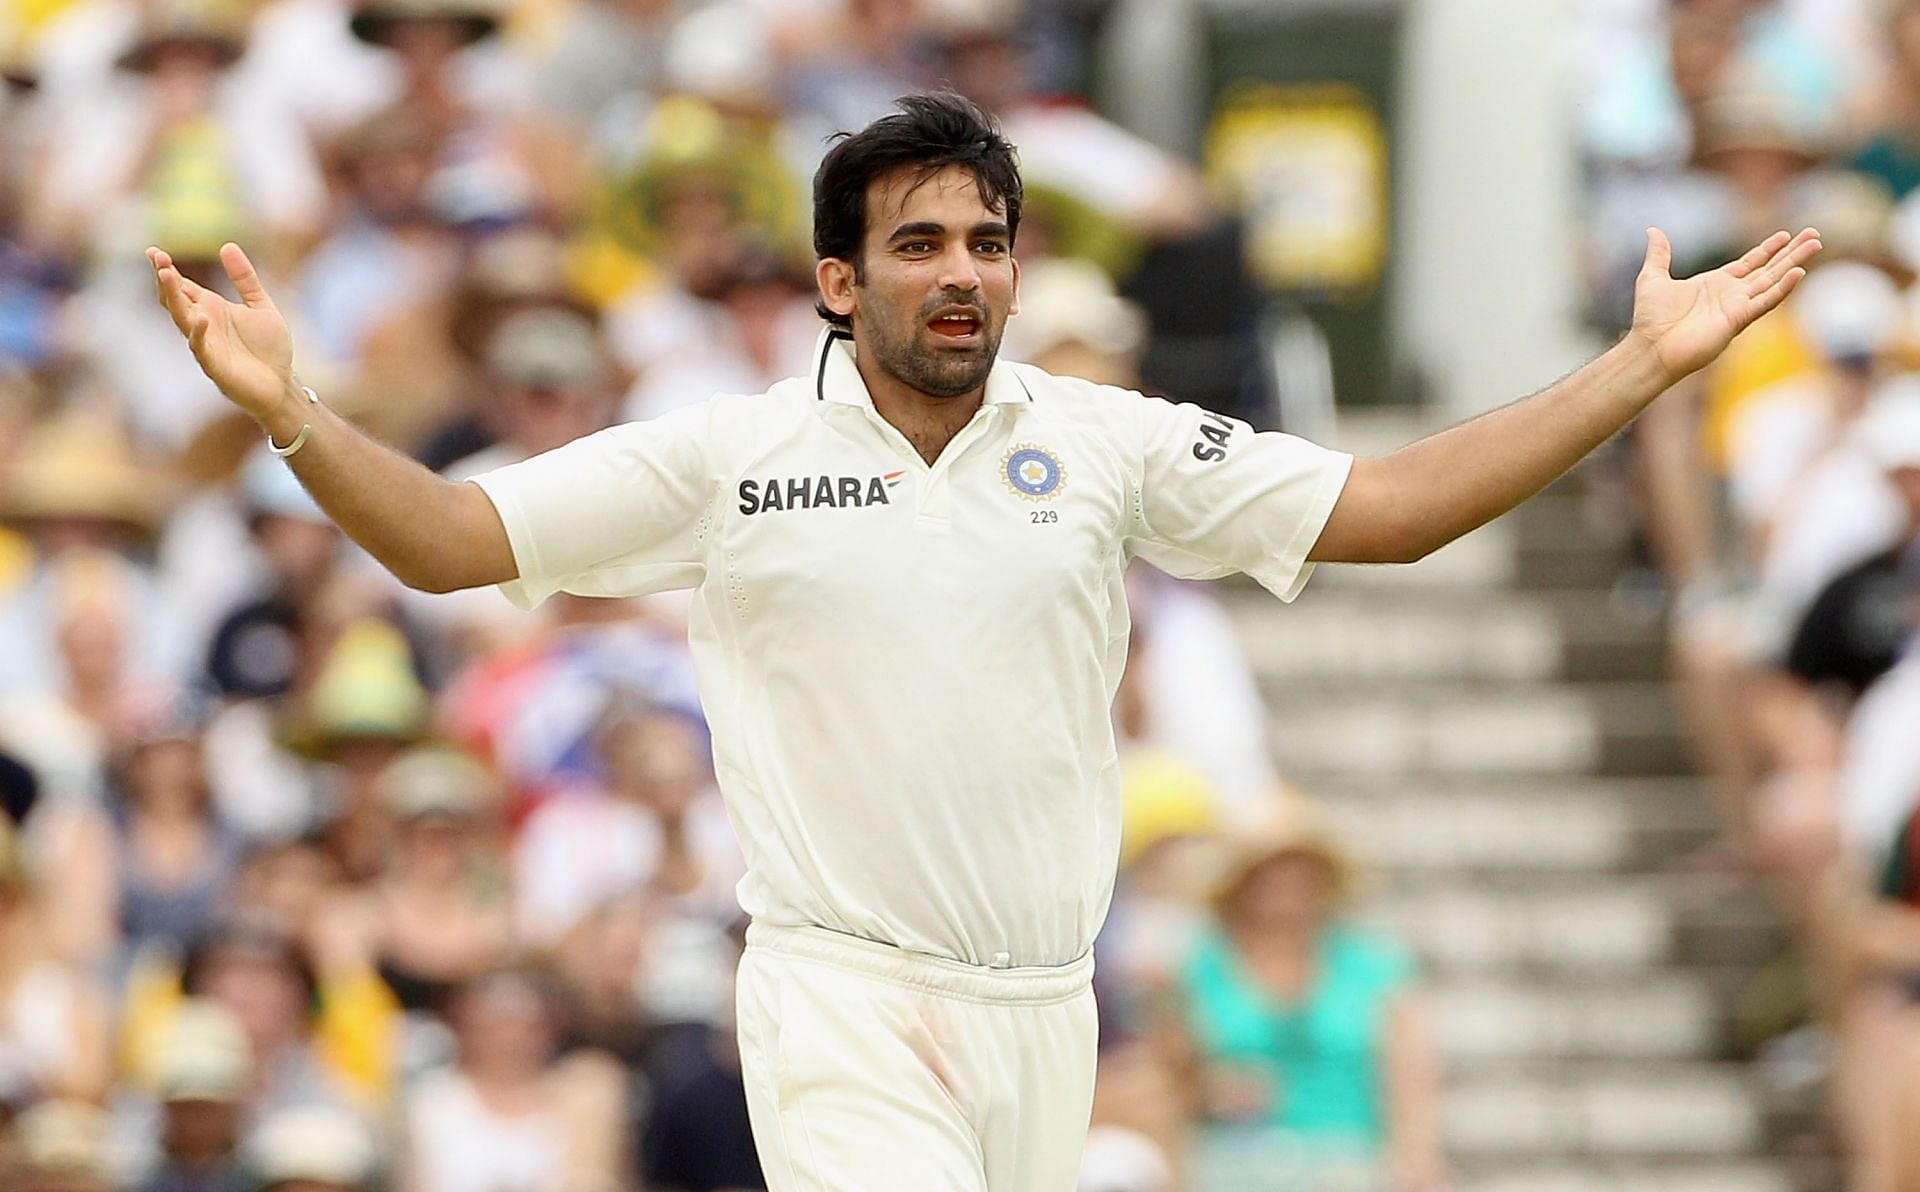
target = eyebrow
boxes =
[885,220,1014,245]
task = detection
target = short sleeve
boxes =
[1128,394,1352,602]
[468,403,715,610]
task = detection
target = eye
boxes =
[900,241,935,254]
[974,242,1008,256]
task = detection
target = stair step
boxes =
[1360,882,1674,972]
[1227,589,1666,686]
[1267,682,1687,780]
[1321,785,1714,875]
[1274,679,1697,779]
[1270,687,1601,777]
[1231,596,1565,683]
[1456,1161,1795,1192]
[1443,1065,1765,1158]
[1429,977,1720,1062]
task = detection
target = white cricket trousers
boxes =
[736,922,1100,1192]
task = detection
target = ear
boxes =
[817,257,858,322]
[1008,255,1020,319]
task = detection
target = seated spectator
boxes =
[516,693,739,945]
[1,1098,114,1192]
[55,688,242,970]
[1810,390,1920,856]
[281,617,432,883]
[125,999,253,1192]
[0,410,185,712]
[346,0,587,228]
[1850,0,1920,201]
[1177,799,1443,1191]
[1001,256,1149,389]
[123,919,385,1126]
[246,1104,381,1192]
[229,838,341,945]
[346,746,513,1015]
[599,97,812,400]
[1098,749,1219,1011]
[439,596,703,819]
[767,0,928,145]
[524,0,679,150]
[618,242,820,424]
[637,923,763,1192]
[0,817,110,1103]
[401,965,627,1192]
[442,304,625,482]
[1722,262,1901,553]
[1749,384,1920,852]
[1582,0,1842,170]
[356,223,586,463]
[1117,566,1280,818]
[298,109,460,378]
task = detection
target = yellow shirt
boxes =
[1699,308,1818,475]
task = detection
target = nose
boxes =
[935,242,983,296]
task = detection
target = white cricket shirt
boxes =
[471,329,1351,967]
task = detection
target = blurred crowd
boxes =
[0,0,1442,1190]
[1578,1,1920,1188]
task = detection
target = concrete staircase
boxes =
[1216,418,1820,1191]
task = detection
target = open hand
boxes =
[1630,227,1822,385]
[147,242,296,420]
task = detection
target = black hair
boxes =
[182,919,321,1019]
[812,91,1022,327]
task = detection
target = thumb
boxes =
[1642,228,1673,280]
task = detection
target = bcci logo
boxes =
[1001,444,1065,501]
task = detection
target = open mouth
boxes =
[927,309,983,343]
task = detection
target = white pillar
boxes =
[1394,0,1601,418]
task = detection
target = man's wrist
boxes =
[1607,332,1686,399]
[259,379,318,439]
[260,380,321,456]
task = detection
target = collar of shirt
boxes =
[810,327,1034,410]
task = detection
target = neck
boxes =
[851,342,985,465]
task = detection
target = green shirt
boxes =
[1849,135,1920,202]
[1181,922,1415,1146]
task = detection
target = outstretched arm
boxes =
[148,242,516,593]
[1310,227,1823,565]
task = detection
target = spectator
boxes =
[0,817,110,1102]
[346,0,585,228]
[0,410,185,710]
[128,998,253,1192]
[444,304,625,479]
[1002,255,1149,387]
[516,692,738,945]
[350,745,513,1015]
[637,924,763,1192]
[283,617,432,882]
[135,921,378,1121]
[355,223,583,459]
[2,1098,114,1192]
[1850,0,1920,201]
[298,108,461,377]
[401,965,628,1192]
[247,1104,381,1192]
[1177,799,1444,1191]
[55,686,242,969]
